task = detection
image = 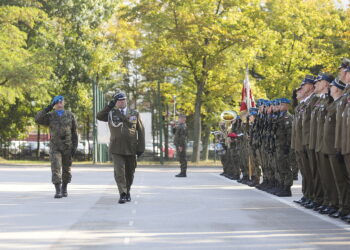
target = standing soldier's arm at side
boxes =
[136,113,145,154]
[71,115,78,154]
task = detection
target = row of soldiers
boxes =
[218,58,350,224]
[291,59,350,223]
[218,98,296,197]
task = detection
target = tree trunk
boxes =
[191,81,205,162]
[201,125,211,161]
[86,116,90,161]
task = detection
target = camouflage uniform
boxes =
[35,109,78,184]
[174,123,188,174]
[275,111,293,189]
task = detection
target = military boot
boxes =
[54,184,62,199]
[276,185,292,197]
[61,183,68,197]
[175,171,187,177]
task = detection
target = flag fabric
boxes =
[240,65,255,112]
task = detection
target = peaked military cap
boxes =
[114,92,127,101]
[330,78,346,90]
[301,75,316,86]
[315,73,334,83]
[338,58,350,69]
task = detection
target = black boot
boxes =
[126,192,131,202]
[54,184,62,199]
[119,193,127,204]
[61,183,68,197]
[175,169,187,177]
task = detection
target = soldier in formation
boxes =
[35,95,78,199]
[292,59,350,223]
[220,98,295,196]
[219,58,350,224]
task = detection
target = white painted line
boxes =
[129,220,134,226]
[123,237,130,245]
[211,173,350,232]
[132,209,136,214]
[134,201,138,205]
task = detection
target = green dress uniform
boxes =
[314,94,339,209]
[300,94,319,202]
[308,95,325,205]
[97,106,145,197]
[322,98,350,216]
[35,109,78,185]
[294,100,309,199]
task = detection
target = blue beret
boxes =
[115,92,126,101]
[271,99,280,106]
[315,73,334,83]
[236,115,241,119]
[51,95,64,105]
[264,100,271,107]
[249,107,258,113]
[330,79,346,90]
[279,98,291,104]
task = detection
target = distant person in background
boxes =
[97,92,145,204]
[173,114,188,177]
[35,96,78,199]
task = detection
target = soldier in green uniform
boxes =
[274,98,293,197]
[309,73,336,213]
[174,114,188,177]
[35,96,78,199]
[338,62,350,223]
[228,119,241,180]
[247,108,261,187]
[298,75,319,207]
[97,92,145,204]
[323,79,350,219]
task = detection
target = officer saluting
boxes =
[35,96,78,199]
[97,92,145,204]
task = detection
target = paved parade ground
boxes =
[0,164,350,250]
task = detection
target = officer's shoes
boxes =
[314,205,327,212]
[54,184,62,199]
[61,183,68,197]
[119,193,127,204]
[320,206,337,215]
[329,210,344,218]
[126,193,131,202]
[293,197,306,205]
[340,214,350,222]
[175,173,187,177]
[305,201,318,209]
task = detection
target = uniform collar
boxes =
[301,93,313,103]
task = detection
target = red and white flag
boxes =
[240,65,255,113]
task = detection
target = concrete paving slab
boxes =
[0,165,349,249]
